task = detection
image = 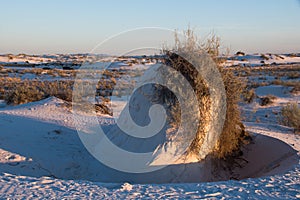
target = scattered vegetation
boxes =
[5,80,73,105]
[259,95,276,106]
[280,102,300,134]
[235,51,245,56]
[242,88,256,103]
[260,54,269,60]
[2,78,116,115]
[271,80,300,94]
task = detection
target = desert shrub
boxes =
[271,79,283,85]
[280,102,300,133]
[162,28,248,159]
[290,85,300,94]
[272,80,300,94]
[45,81,74,101]
[0,87,5,99]
[242,88,256,103]
[5,81,45,105]
[4,78,113,115]
[0,77,21,98]
[260,54,269,60]
[8,54,14,60]
[260,95,276,106]
[235,51,245,56]
[286,71,300,79]
[5,80,74,105]
[275,54,285,59]
[251,81,270,88]
[22,68,44,75]
[214,65,248,158]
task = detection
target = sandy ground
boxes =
[0,56,299,199]
[0,93,299,198]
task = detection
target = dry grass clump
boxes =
[162,51,212,157]
[3,78,114,115]
[286,71,300,79]
[260,54,269,60]
[5,82,44,105]
[282,81,300,94]
[280,102,300,134]
[21,68,44,75]
[242,88,256,103]
[1,69,116,115]
[5,80,74,105]
[0,77,22,99]
[271,80,300,94]
[214,66,249,158]
[259,95,277,106]
[162,28,248,159]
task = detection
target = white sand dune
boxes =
[0,97,299,198]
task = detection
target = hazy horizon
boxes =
[1,0,300,54]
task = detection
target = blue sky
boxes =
[0,0,299,54]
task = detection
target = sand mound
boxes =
[0,97,298,183]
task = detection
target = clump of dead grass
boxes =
[280,102,300,134]
[242,88,256,103]
[5,80,74,105]
[259,95,277,106]
[162,28,249,159]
